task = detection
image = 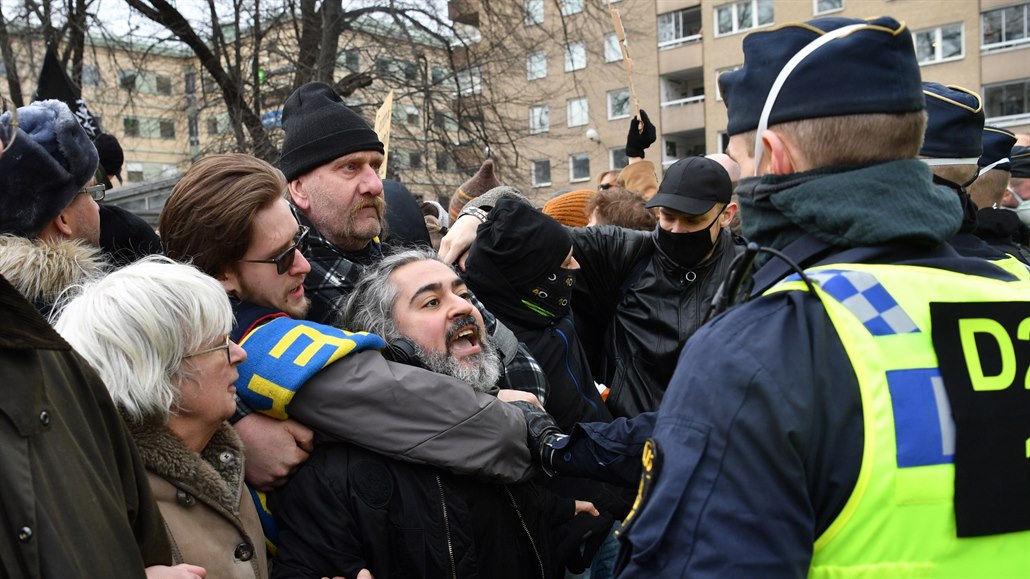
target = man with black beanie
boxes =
[279,81,388,325]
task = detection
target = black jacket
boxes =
[572,226,742,418]
[272,443,571,579]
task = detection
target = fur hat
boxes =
[542,189,594,227]
[0,100,99,237]
[278,82,384,181]
[449,159,500,220]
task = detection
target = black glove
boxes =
[509,400,562,470]
[625,109,656,158]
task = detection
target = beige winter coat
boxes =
[127,414,268,579]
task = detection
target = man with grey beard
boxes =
[343,248,541,397]
[275,248,599,578]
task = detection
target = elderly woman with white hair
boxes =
[54,256,267,579]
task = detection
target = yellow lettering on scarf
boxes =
[246,374,294,420]
[269,325,358,367]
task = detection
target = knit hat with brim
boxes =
[449,159,500,220]
[0,99,99,237]
[542,189,594,227]
[279,82,384,181]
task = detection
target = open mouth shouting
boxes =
[447,315,483,359]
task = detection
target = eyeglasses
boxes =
[0,96,17,155]
[184,335,232,364]
[80,184,106,202]
[238,225,310,275]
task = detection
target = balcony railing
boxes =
[658,33,702,50]
[660,95,705,108]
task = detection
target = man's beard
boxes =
[409,316,502,393]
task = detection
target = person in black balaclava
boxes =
[465,197,611,432]
[464,198,620,576]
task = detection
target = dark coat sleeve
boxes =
[551,413,655,487]
[289,350,534,483]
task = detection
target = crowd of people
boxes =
[1,12,1029,579]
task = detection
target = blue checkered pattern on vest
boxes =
[784,269,920,336]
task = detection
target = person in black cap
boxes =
[918,83,1030,275]
[616,15,1030,578]
[1006,146,1030,226]
[440,152,742,420]
[970,127,1030,264]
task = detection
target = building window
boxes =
[155,75,173,96]
[339,49,360,72]
[159,120,175,139]
[126,162,144,183]
[605,33,623,63]
[658,7,702,48]
[813,0,842,15]
[530,105,550,134]
[436,151,456,172]
[610,147,628,170]
[119,71,137,91]
[81,65,100,87]
[914,23,964,65]
[532,159,552,187]
[715,0,774,37]
[564,42,586,72]
[206,116,219,136]
[525,0,544,25]
[394,105,420,126]
[608,88,630,119]
[527,51,547,80]
[982,3,1030,51]
[560,0,583,16]
[570,153,590,182]
[456,66,482,96]
[567,97,588,127]
[984,79,1030,120]
[123,117,139,137]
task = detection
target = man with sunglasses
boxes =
[0,99,108,315]
[161,153,545,499]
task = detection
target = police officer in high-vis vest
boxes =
[615,16,1030,578]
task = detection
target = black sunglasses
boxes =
[238,225,310,275]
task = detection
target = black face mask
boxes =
[655,212,721,269]
[524,267,576,318]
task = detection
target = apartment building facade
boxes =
[457,0,1030,205]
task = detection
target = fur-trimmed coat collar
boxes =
[123,411,245,515]
[0,234,106,314]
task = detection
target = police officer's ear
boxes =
[762,129,801,176]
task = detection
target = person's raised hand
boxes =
[625,109,656,159]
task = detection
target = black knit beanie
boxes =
[470,198,572,290]
[278,82,384,181]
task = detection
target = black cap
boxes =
[979,126,1017,171]
[646,157,732,215]
[720,16,924,137]
[920,83,984,159]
